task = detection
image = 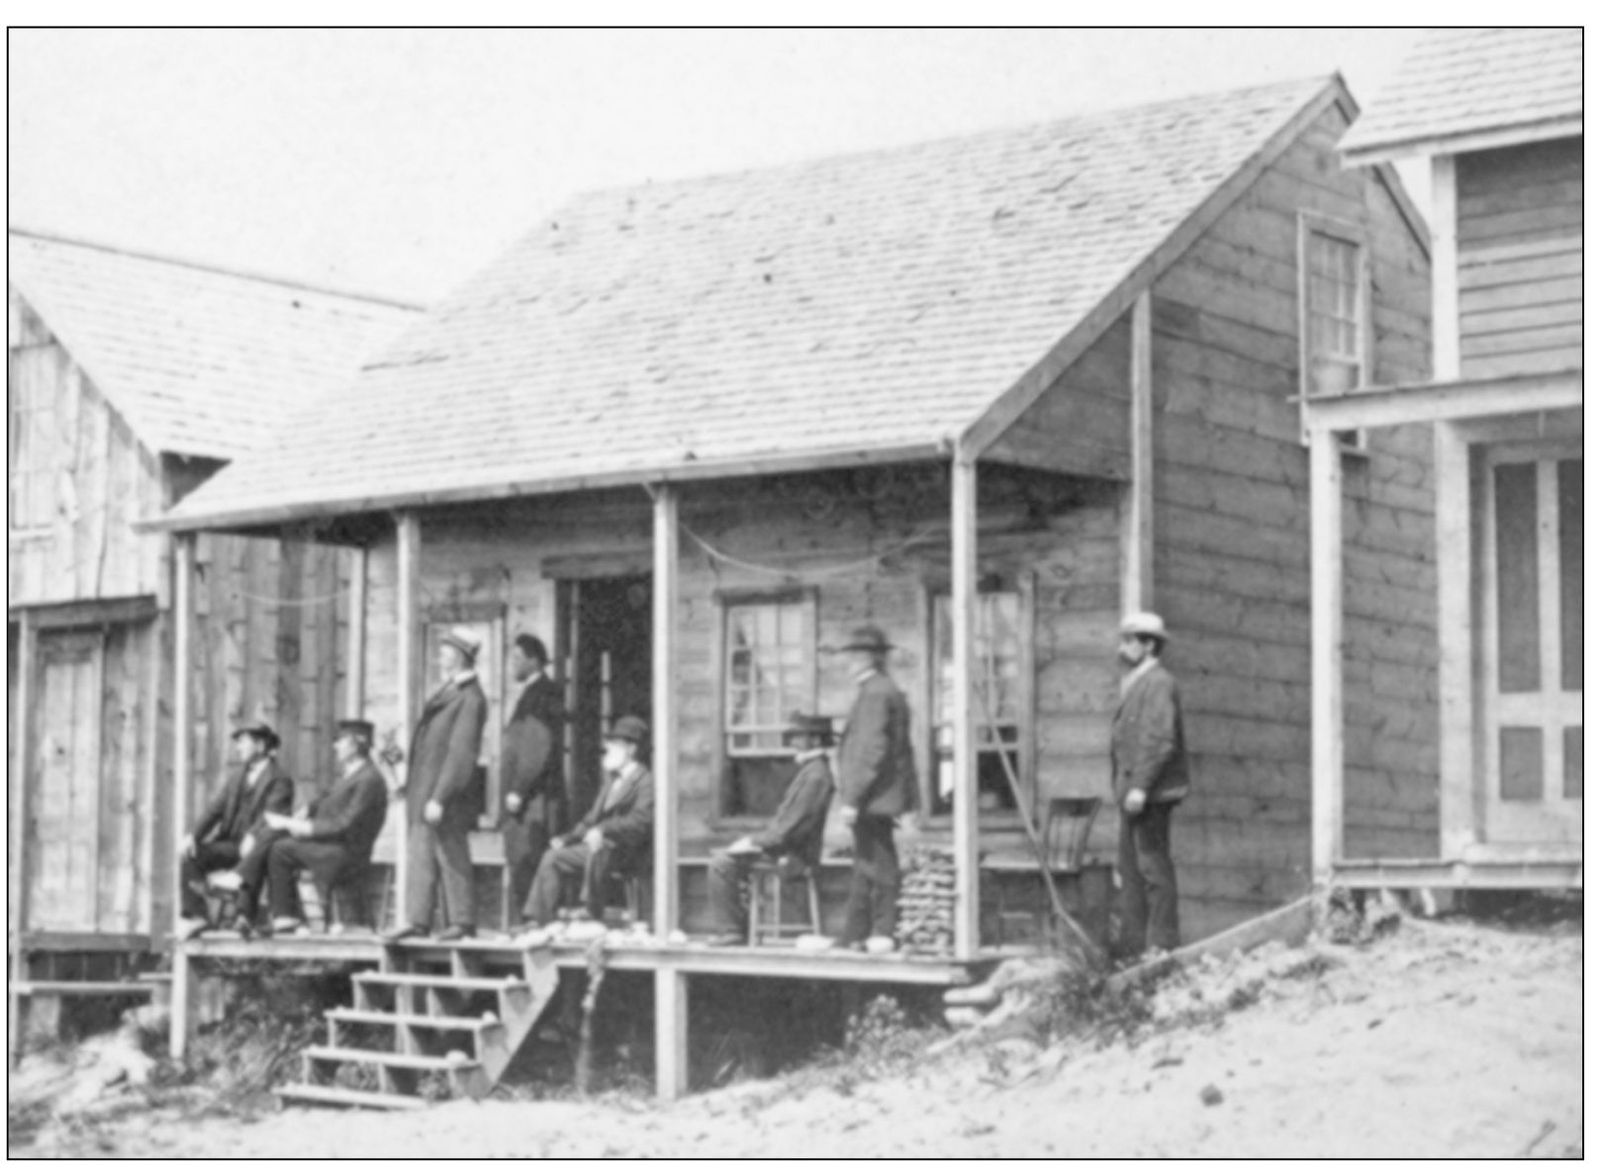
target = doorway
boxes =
[557,574,653,822]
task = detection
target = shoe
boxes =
[176,917,209,942]
[230,915,258,939]
[707,933,746,947]
[864,935,897,955]
[517,924,555,946]
[270,917,303,936]
[435,925,476,942]
[382,924,427,944]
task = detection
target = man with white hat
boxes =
[384,627,488,942]
[1112,611,1190,956]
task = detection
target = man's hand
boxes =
[1122,788,1148,815]
[181,834,196,860]
[583,827,605,853]
[840,806,858,827]
[504,792,523,816]
[424,800,444,826]
[289,817,313,840]
[240,833,257,858]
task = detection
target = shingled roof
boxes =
[8,230,419,461]
[162,74,1349,531]
[1339,28,1582,164]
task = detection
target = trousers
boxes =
[266,839,369,925]
[1117,798,1180,954]
[404,820,475,929]
[707,851,760,936]
[840,815,900,943]
[180,839,242,920]
[502,801,554,916]
[522,840,619,925]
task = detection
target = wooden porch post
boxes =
[168,533,197,1060]
[1308,430,1344,885]
[394,512,421,928]
[951,457,981,960]
[649,483,688,1100]
[346,546,368,716]
[1122,290,1155,615]
[8,609,36,1067]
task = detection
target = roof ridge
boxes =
[556,72,1339,210]
[7,225,422,311]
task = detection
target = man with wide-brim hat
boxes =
[176,721,295,939]
[384,627,489,943]
[706,712,838,946]
[518,714,655,934]
[834,624,917,952]
[250,719,391,935]
[1112,611,1190,956]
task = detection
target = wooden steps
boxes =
[276,943,559,1110]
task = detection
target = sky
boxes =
[10,28,1433,306]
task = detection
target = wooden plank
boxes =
[1460,300,1581,336]
[347,547,368,716]
[1458,245,1581,289]
[168,534,197,1061]
[394,512,421,928]
[1457,231,1579,268]
[1458,202,1581,245]
[1458,177,1582,221]
[1309,429,1344,883]
[1122,291,1153,615]
[8,611,36,1066]
[1432,156,1460,383]
[1460,275,1582,315]
[651,485,680,939]
[1108,895,1316,991]
[1436,427,1476,858]
[950,457,979,960]
[1461,323,1581,360]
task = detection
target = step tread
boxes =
[305,1045,483,1072]
[11,980,157,997]
[355,972,528,993]
[328,1008,501,1032]
[275,1083,429,1111]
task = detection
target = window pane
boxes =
[1498,727,1544,801]
[1493,463,1542,693]
[1563,726,1581,800]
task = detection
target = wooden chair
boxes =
[748,858,822,945]
[1043,797,1102,872]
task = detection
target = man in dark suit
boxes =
[706,712,836,946]
[384,627,489,943]
[500,634,567,916]
[177,722,294,939]
[517,715,654,932]
[244,719,391,934]
[1111,611,1191,957]
[834,626,918,951]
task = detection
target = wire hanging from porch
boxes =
[676,519,946,581]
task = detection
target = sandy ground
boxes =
[9,914,1581,1159]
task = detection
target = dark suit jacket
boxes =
[1111,662,1190,804]
[752,754,835,866]
[307,758,390,864]
[501,674,565,823]
[406,674,489,827]
[567,762,654,869]
[193,759,294,844]
[838,671,917,818]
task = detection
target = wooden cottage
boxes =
[154,75,1435,1098]
[1313,29,1582,888]
[6,231,417,1047]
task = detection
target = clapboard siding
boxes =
[1457,137,1582,378]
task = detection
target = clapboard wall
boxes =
[1456,137,1582,380]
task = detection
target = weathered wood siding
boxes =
[1457,137,1582,379]
[7,290,165,605]
[1142,104,1436,936]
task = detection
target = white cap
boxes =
[1119,611,1169,642]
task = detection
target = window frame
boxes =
[8,342,56,537]
[1297,210,1372,454]
[918,571,1037,825]
[712,586,819,824]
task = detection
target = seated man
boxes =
[707,712,837,946]
[177,722,294,939]
[518,715,653,934]
[250,719,390,934]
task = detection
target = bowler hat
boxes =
[231,721,281,751]
[1119,611,1169,642]
[782,711,836,746]
[839,624,892,655]
[604,714,650,745]
[335,719,375,744]
[440,627,481,662]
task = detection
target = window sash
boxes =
[722,595,815,757]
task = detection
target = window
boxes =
[422,611,505,826]
[1298,213,1371,451]
[929,583,1032,816]
[718,592,817,818]
[8,345,56,534]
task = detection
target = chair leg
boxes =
[807,875,822,936]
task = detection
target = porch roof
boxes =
[1339,28,1582,164]
[156,74,1346,532]
[7,230,419,461]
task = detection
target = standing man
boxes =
[500,634,566,917]
[517,715,653,934]
[834,626,917,952]
[706,712,837,946]
[254,719,390,934]
[384,628,488,943]
[1111,611,1190,957]
[176,722,294,939]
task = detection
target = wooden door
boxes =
[564,575,653,821]
[1480,443,1582,846]
[26,628,105,930]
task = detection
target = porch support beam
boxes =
[1435,427,1477,856]
[1308,431,1344,885]
[1303,370,1580,432]
[168,533,198,1060]
[1122,290,1154,615]
[950,457,981,961]
[394,511,422,927]
[346,546,368,717]
[8,609,36,1067]
[650,483,687,1100]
